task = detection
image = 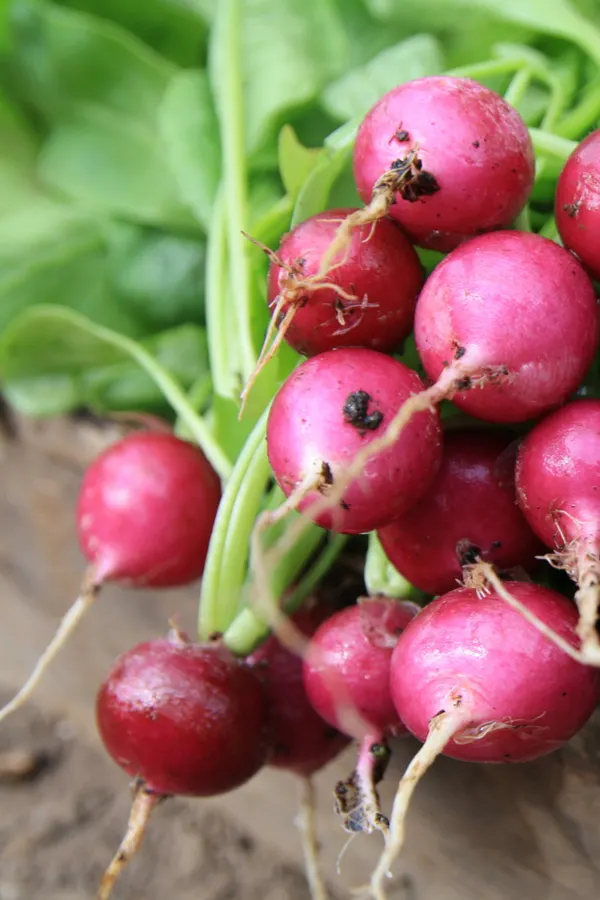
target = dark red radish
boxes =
[366,581,599,897]
[266,347,442,535]
[555,130,600,281]
[248,607,349,777]
[516,399,600,661]
[303,598,418,834]
[96,632,269,899]
[378,430,543,596]
[320,76,534,270]
[0,432,221,725]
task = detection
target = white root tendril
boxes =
[297,776,329,900]
[0,569,101,725]
[573,547,600,657]
[97,783,160,900]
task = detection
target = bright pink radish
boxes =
[555,130,600,281]
[78,431,222,587]
[366,582,600,897]
[352,76,534,253]
[95,633,269,899]
[248,607,349,777]
[378,430,543,595]
[266,347,442,534]
[516,399,600,658]
[0,431,222,727]
[303,597,418,834]
[266,209,423,357]
[414,230,598,423]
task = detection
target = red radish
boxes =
[378,430,543,596]
[320,76,534,269]
[555,130,600,281]
[515,399,600,660]
[303,598,418,834]
[0,431,221,724]
[366,582,599,897]
[248,607,349,777]
[266,347,442,534]
[95,631,269,899]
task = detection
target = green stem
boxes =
[211,0,256,384]
[503,68,532,110]
[555,83,600,139]
[198,409,270,639]
[205,187,237,398]
[445,58,523,80]
[529,128,577,161]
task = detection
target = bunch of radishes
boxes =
[5,74,600,900]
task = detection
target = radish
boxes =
[515,398,600,661]
[377,429,543,595]
[555,130,600,281]
[0,431,222,724]
[95,630,270,899]
[302,598,418,836]
[366,582,599,899]
[320,76,534,269]
[266,347,442,535]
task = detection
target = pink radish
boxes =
[303,598,418,835]
[0,431,221,724]
[555,130,600,281]
[516,398,600,661]
[366,582,599,898]
[266,347,442,534]
[320,75,534,269]
[95,631,269,898]
[378,429,543,595]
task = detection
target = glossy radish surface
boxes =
[378,430,543,595]
[266,208,423,357]
[555,130,600,281]
[353,76,534,252]
[97,637,270,796]
[266,347,442,533]
[77,431,222,587]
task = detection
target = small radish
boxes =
[378,429,543,595]
[320,76,534,269]
[303,598,418,836]
[516,398,600,661]
[95,630,270,899]
[266,347,442,534]
[0,431,222,724]
[555,130,600,281]
[366,581,599,898]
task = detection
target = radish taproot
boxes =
[0,431,222,724]
[555,130,600,281]
[516,398,600,661]
[266,347,443,534]
[378,429,543,595]
[96,631,270,899]
[366,582,599,899]
[303,598,418,836]
[320,76,534,270]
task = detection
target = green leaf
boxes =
[277,125,322,200]
[322,34,444,122]
[3,374,80,417]
[158,69,221,231]
[0,305,232,479]
[291,121,357,225]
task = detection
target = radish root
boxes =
[335,736,390,837]
[0,568,101,725]
[98,781,162,900]
[573,549,600,657]
[297,776,329,900]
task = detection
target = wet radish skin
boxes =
[303,599,418,738]
[267,208,424,356]
[515,398,600,551]
[378,430,543,595]
[556,130,600,281]
[77,432,222,586]
[97,639,270,796]
[354,76,534,252]
[391,584,600,763]
[248,608,349,777]
[414,231,599,423]
[267,347,442,534]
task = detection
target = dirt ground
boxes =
[0,697,326,900]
